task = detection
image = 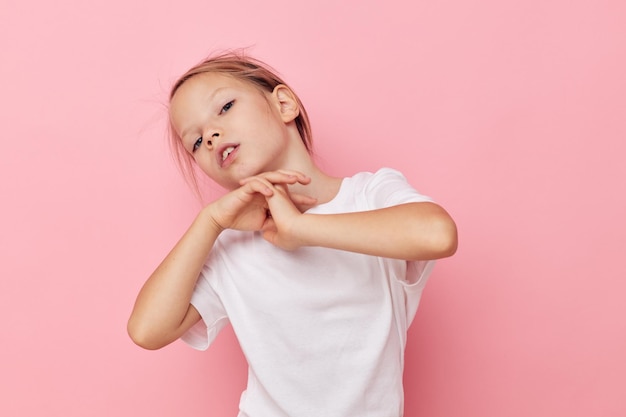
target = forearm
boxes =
[127,207,222,349]
[294,202,457,261]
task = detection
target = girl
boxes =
[128,51,457,417]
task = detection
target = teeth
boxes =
[222,146,235,161]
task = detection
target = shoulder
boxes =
[347,168,432,209]
[346,167,411,188]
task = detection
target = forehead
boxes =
[171,72,261,105]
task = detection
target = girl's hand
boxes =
[260,183,310,250]
[239,170,316,250]
[207,170,315,233]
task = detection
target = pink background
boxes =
[1,0,624,416]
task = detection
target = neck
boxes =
[291,162,343,207]
[276,130,343,207]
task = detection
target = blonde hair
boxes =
[168,51,313,193]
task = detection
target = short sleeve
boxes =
[364,168,437,321]
[403,257,435,325]
[363,168,433,209]
[180,264,229,351]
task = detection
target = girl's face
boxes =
[169,72,292,190]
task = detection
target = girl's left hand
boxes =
[239,171,315,250]
[262,184,309,250]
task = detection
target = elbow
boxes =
[413,207,458,260]
[127,318,170,351]
[437,218,458,258]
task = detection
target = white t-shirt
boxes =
[182,168,436,417]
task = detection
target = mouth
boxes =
[217,143,239,168]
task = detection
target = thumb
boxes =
[261,218,278,245]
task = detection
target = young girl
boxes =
[128,51,457,417]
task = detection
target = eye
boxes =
[192,137,203,153]
[220,100,234,114]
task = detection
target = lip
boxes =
[216,143,240,168]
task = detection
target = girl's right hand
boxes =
[205,170,314,232]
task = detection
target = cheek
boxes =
[193,154,215,176]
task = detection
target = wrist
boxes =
[291,213,316,248]
[199,205,226,235]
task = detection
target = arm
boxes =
[127,209,220,350]
[244,169,457,261]
[264,197,457,261]
[298,202,456,260]
[128,171,314,350]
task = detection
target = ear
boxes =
[271,84,300,123]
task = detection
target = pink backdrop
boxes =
[1,0,624,416]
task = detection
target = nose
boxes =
[203,129,221,149]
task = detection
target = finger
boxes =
[240,173,299,186]
[289,192,318,206]
[270,185,316,204]
[266,169,310,182]
[238,177,275,197]
[261,218,278,243]
[273,170,311,184]
[239,170,310,186]
[266,190,315,214]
